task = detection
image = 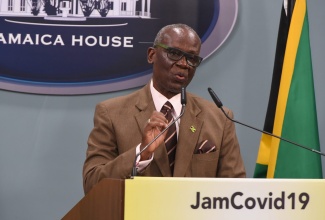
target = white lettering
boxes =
[53,35,64,46]
[22,34,34,45]
[35,34,39,45]
[72,35,83,46]
[41,34,52,45]
[112,36,121,47]
[0,33,134,48]
[98,36,109,47]
[71,35,133,48]
[0,33,6,44]
[124,37,133,48]
[85,36,97,46]
[8,33,21,44]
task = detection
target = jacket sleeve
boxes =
[216,108,246,178]
[82,103,136,194]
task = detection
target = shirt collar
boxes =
[150,80,182,116]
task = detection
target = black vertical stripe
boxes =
[263,0,295,133]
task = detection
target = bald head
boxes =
[153,24,201,46]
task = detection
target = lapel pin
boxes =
[190,126,196,133]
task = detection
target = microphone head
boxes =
[208,87,223,108]
[181,87,187,105]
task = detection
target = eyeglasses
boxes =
[154,43,203,67]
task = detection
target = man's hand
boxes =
[140,111,168,160]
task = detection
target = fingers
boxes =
[146,111,168,130]
[141,111,168,154]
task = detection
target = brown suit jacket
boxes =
[83,84,246,194]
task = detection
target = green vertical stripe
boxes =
[275,11,322,178]
[254,163,268,178]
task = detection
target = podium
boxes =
[62,177,325,220]
[62,178,125,220]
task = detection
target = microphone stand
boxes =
[208,87,325,157]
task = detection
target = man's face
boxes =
[148,27,201,99]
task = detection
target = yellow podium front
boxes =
[125,177,325,220]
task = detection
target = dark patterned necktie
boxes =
[160,101,177,174]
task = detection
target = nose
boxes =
[176,55,188,67]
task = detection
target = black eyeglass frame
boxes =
[154,43,203,67]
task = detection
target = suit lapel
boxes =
[134,84,154,132]
[134,84,171,176]
[174,96,203,176]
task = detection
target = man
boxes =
[83,23,246,194]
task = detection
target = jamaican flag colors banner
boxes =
[254,0,323,178]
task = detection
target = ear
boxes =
[147,47,155,64]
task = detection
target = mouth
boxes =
[174,72,187,82]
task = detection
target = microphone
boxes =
[207,87,325,157]
[130,87,187,178]
[181,86,187,105]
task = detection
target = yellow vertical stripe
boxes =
[267,0,306,178]
[256,133,272,164]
